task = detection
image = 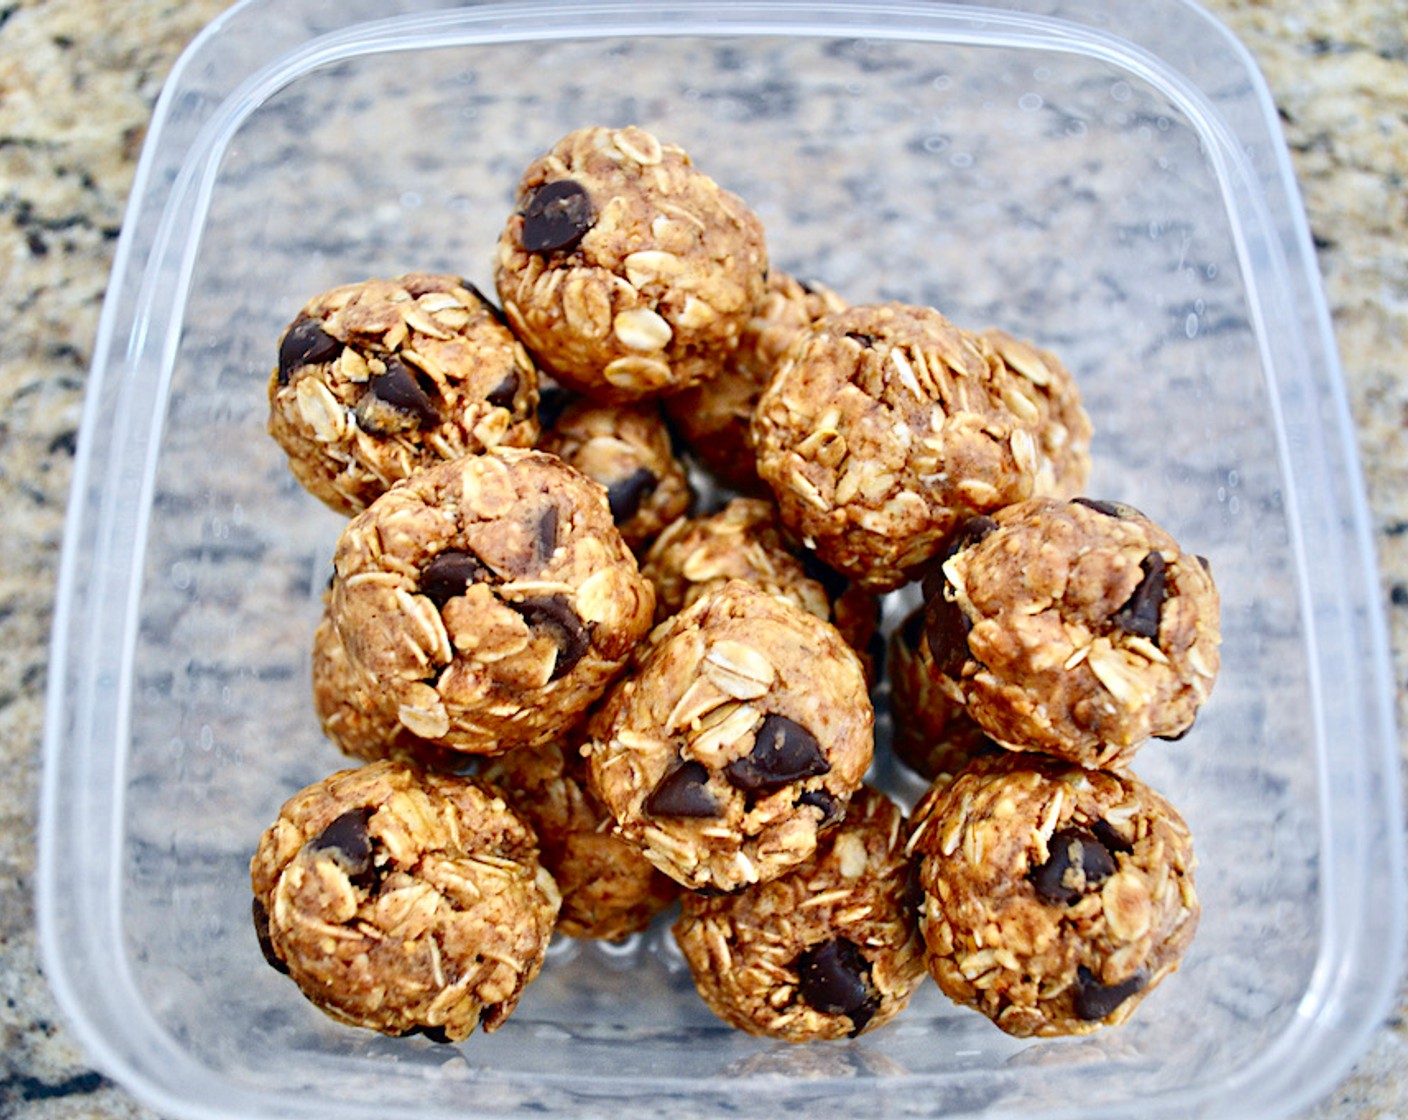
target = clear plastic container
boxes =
[38,1,1403,1118]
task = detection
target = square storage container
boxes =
[40,1,1404,1117]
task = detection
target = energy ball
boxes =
[328,448,655,756]
[537,398,692,553]
[907,751,1199,1037]
[922,497,1221,768]
[664,271,847,494]
[673,786,925,1041]
[268,273,539,515]
[249,760,561,1041]
[886,606,997,784]
[495,125,768,403]
[584,579,873,893]
[751,302,1091,590]
[482,738,680,941]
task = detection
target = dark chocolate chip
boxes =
[522,179,595,254]
[1091,818,1134,854]
[535,505,560,566]
[920,516,999,603]
[420,550,493,607]
[1195,554,1212,575]
[371,356,440,427]
[277,317,341,384]
[251,897,290,975]
[1029,827,1117,905]
[535,384,576,431]
[1111,551,1167,643]
[1155,721,1194,743]
[923,590,972,678]
[645,760,720,818]
[459,279,508,325]
[308,807,376,889]
[1074,966,1146,1021]
[486,370,519,411]
[605,467,659,523]
[794,938,879,1035]
[797,549,850,603]
[797,788,842,824]
[845,331,877,349]
[406,1024,455,1044]
[725,714,830,792]
[1073,497,1144,520]
[511,595,590,679]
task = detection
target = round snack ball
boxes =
[537,398,692,553]
[311,604,463,771]
[268,273,539,515]
[329,448,656,756]
[494,125,768,403]
[641,496,880,664]
[482,737,680,941]
[886,606,997,784]
[907,751,1199,1037]
[751,302,1091,590]
[249,760,561,1041]
[922,497,1221,768]
[584,579,873,893]
[664,271,847,494]
[673,786,925,1041]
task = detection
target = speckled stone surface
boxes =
[0,0,1403,1116]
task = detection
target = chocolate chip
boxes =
[605,467,658,523]
[1030,827,1117,905]
[725,714,830,792]
[797,788,842,824]
[251,897,289,975]
[535,505,560,566]
[1155,721,1194,743]
[459,279,508,325]
[486,370,519,411]
[277,317,341,384]
[646,760,720,818]
[420,550,493,607]
[308,807,376,889]
[511,595,590,679]
[797,549,850,603]
[371,356,440,427]
[923,590,972,678]
[920,516,998,604]
[1091,818,1134,854]
[1073,497,1144,520]
[1073,966,1146,1021]
[845,331,877,349]
[521,179,595,254]
[1111,551,1167,643]
[794,938,879,1035]
[535,384,576,431]
[1195,554,1212,575]
[407,1024,455,1044]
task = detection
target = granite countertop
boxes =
[1,0,1404,1116]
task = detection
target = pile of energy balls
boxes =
[249,125,1221,1046]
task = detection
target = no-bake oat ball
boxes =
[907,751,1199,1037]
[249,760,561,1041]
[674,786,926,1041]
[584,579,873,893]
[921,497,1221,768]
[267,273,539,515]
[495,125,768,403]
[328,447,655,756]
[752,302,1091,590]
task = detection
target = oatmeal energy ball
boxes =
[250,760,561,1041]
[585,579,873,893]
[483,738,680,941]
[752,302,1091,590]
[908,752,1199,1037]
[537,398,692,553]
[922,497,1221,768]
[329,447,655,756]
[268,273,539,515]
[674,786,925,1041]
[495,125,768,402]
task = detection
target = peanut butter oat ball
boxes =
[921,498,1221,768]
[908,752,1199,1037]
[641,497,879,660]
[584,579,873,894]
[494,125,768,403]
[537,398,692,553]
[267,273,539,515]
[751,302,1091,590]
[664,271,847,494]
[482,737,680,941]
[886,606,997,784]
[249,760,561,1041]
[673,786,925,1041]
[328,448,655,756]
